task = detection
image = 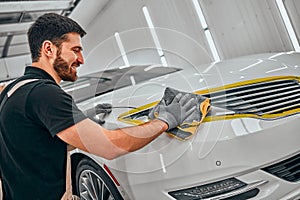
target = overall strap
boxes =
[0,79,39,112]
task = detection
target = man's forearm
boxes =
[105,119,168,155]
[58,118,168,160]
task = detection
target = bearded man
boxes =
[0,13,197,200]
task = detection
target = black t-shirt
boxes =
[0,67,87,199]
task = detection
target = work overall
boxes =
[0,79,76,200]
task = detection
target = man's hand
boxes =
[149,93,196,130]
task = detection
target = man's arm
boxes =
[57,118,168,160]
[57,92,196,160]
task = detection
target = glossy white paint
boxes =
[73,51,300,199]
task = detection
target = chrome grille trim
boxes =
[211,85,299,104]
[232,93,300,111]
[206,79,300,115]
[225,88,300,107]
[250,98,300,113]
[263,103,300,115]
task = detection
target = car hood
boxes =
[76,51,300,174]
[78,51,300,115]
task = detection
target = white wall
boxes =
[76,0,213,75]
[75,0,299,76]
[285,0,300,45]
[199,0,294,60]
[0,59,8,81]
[0,55,31,80]
[1,0,299,78]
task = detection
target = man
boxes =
[0,13,197,199]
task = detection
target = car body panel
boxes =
[71,51,300,199]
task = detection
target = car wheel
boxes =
[76,158,123,200]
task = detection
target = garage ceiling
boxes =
[0,0,81,58]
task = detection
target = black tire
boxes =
[75,158,123,200]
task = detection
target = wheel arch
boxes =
[70,152,106,194]
[70,152,124,197]
[70,152,88,195]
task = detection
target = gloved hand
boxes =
[149,93,196,130]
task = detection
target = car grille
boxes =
[203,78,300,116]
[262,153,300,182]
[118,76,300,125]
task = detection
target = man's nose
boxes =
[77,52,84,64]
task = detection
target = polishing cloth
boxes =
[151,87,211,141]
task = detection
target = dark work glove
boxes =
[85,103,112,124]
[149,92,196,130]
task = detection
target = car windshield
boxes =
[60,65,181,102]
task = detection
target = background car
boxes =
[64,51,300,200]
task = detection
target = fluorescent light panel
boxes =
[114,32,130,67]
[276,0,300,52]
[192,0,220,62]
[142,6,168,66]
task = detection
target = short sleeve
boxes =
[26,81,87,137]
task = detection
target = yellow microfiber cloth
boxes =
[150,87,211,141]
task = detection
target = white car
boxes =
[65,51,300,200]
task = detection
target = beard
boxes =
[53,56,78,82]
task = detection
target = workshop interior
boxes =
[0,0,300,199]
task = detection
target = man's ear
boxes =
[42,40,56,58]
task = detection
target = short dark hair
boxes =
[27,13,86,62]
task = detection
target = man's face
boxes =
[53,33,84,82]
